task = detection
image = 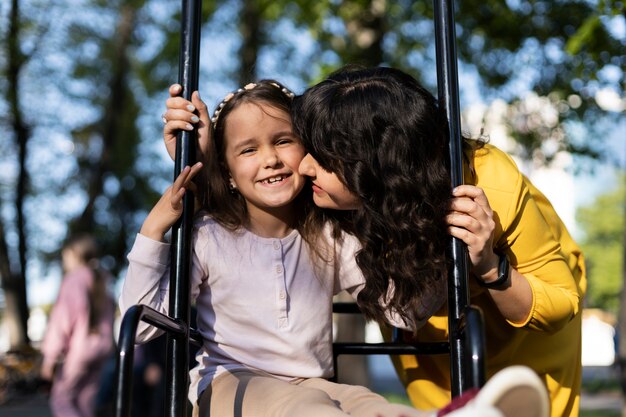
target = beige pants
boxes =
[197,369,430,417]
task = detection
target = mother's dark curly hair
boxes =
[292,66,451,329]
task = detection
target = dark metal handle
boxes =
[115,305,188,417]
[433,0,472,397]
[166,1,202,416]
[460,306,486,388]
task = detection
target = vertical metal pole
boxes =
[433,0,471,397]
[166,1,201,416]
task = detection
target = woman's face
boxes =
[298,153,361,210]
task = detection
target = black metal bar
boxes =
[333,342,450,356]
[332,302,362,314]
[461,306,486,388]
[166,1,202,416]
[115,305,188,417]
[433,0,471,397]
[330,341,450,382]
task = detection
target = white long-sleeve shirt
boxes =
[119,215,366,404]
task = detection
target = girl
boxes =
[121,79,548,417]
[41,234,116,417]
[290,66,585,417]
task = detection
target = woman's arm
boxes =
[447,182,580,332]
[447,185,533,324]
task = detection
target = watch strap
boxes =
[478,252,510,289]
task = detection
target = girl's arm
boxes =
[120,162,202,341]
[119,234,172,342]
[120,231,208,343]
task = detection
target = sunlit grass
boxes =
[580,411,620,417]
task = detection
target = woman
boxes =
[291,65,585,417]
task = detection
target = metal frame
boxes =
[331,303,485,392]
[434,0,482,396]
[165,0,202,415]
[332,0,486,397]
[114,1,201,417]
[114,1,485,416]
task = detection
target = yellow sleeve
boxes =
[470,144,582,333]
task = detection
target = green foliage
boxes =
[295,0,624,159]
[1,0,624,309]
[580,410,621,417]
[577,175,625,314]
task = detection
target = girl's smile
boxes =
[258,173,291,185]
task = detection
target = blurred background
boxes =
[0,0,624,416]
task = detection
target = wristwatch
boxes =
[478,252,510,289]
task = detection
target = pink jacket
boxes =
[41,265,115,381]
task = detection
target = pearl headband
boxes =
[210,81,295,125]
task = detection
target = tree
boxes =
[577,176,625,314]
[0,0,36,351]
[574,167,625,414]
[0,0,215,351]
[0,0,623,382]
[620,173,626,417]
[288,0,623,162]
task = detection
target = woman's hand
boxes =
[162,84,211,161]
[446,184,533,322]
[140,162,203,242]
[446,185,499,283]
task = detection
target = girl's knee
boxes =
[278,388,339,417]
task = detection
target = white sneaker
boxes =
[437,366,549,417]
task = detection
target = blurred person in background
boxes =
[40,233,116,417]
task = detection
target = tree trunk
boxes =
[73,5,136,233]
[1,0,31,351]
[0,219,29,350]
[237,0,261,84]
[343,0,386,66]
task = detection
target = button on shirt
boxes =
[120,215,365,405]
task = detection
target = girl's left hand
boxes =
[446,185,499,280]
[140,162,203,242]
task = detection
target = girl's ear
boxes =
[228,176,237,191]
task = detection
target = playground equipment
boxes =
[114,1,486,416]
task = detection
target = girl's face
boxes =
[224,102,306,215]
[298,153,361,210]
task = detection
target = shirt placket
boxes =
[272,239,289,328]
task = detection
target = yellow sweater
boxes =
[391,144,586,417]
